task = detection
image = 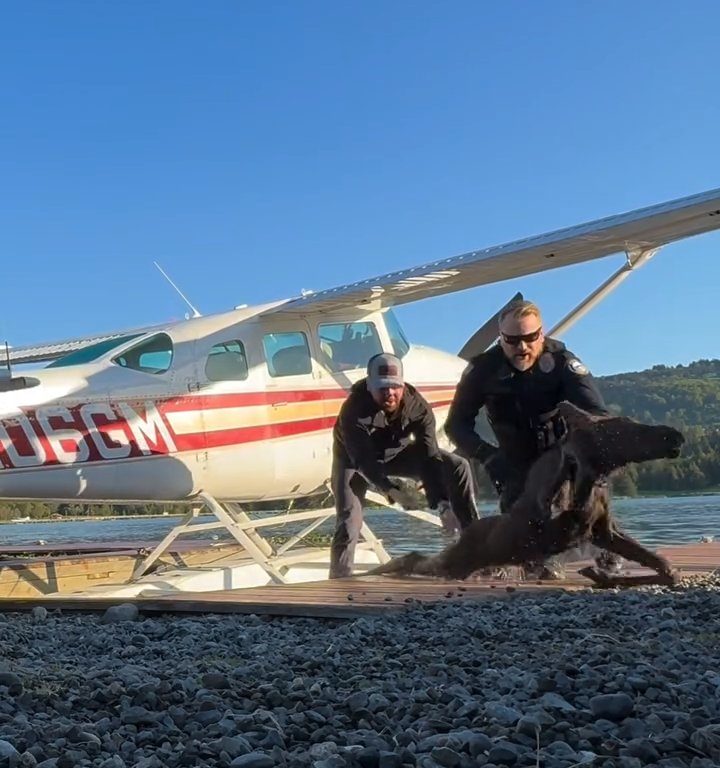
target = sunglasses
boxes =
[501,328,542,346]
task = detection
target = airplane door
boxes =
[259,320,331,497]
[186,330,277,500]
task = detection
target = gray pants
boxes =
[329,448,477,578]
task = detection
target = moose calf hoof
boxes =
[659,569,680,586]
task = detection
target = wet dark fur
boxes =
[366,403,685,585]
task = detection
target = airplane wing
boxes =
[260,186,720,316]
[7,187,720,365]
[5,323,166,367]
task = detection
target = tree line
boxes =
[598,358,720,496]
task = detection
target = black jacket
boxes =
[445,338,608,464]
[333,379,440,492]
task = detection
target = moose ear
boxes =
[557,400,594,429]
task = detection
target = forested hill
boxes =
[598,358,720,427]
[595,358,720,494]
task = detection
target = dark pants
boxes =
[329,448,478,578]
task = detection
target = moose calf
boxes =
[366,403,684,587]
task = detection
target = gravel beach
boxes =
[1,576,720,768]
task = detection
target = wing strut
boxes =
[547,247,659,337]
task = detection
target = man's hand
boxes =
[436,500,461,536]
[385,483,417,510]
[536,414,568,451]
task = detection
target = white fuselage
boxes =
[0,304,466,503]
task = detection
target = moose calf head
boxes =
[557,402,684,475]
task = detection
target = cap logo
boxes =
[377,364,399,377]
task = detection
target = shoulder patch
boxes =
[538,352,555,373]
[567,357,589,376]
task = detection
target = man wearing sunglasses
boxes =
[445,299,616,579]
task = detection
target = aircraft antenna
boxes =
[153,262,202,318]
[1,341,11,381]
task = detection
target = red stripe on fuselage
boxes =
[174,416,339,452]
[0,384,457,470]
[159,384,456,413]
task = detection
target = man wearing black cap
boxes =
[329,352,478,579]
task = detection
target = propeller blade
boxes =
[458,292,523,361]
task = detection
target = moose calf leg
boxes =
[591,526,677,584]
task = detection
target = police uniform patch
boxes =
[568,358,589,376]
[538,353,555,373]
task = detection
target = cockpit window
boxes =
[205,340,249,381]
[384,310,410,358]
[263,332,312,377]
[47,333,144,368]
[112,333,174,374]
[317,322,383,371]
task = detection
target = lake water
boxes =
[1,495,718,555]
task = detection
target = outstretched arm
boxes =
[445,363,496,462]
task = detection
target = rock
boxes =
[101,604,139,623]
[0,673,23,696]
[229,753,274,768]
[201,673,231,689]
[345,691,369,712]
[590,693,634,721]
[378,752,403,768]
[515,715,541,737]
[0,740,20,763]
[485,703,522,726]
[487,742,519,765]
[467,733,493,756]
[540,692,576,712]
[430,747,462,767]
[545,741,577,758]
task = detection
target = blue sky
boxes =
[1,1,718,376]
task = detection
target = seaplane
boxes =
[2,186,720,597]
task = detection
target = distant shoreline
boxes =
[0,513,189,525]
[1,489,719,525]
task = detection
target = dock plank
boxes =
[0,542,716,619]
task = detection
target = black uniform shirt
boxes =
[333,379,439,491]
[445,338,608,463]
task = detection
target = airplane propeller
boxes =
[457,292,523,361]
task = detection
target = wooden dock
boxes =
[0,542,717,620]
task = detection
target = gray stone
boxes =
[485,703,522,726]
[229,753,274,768]
[545,741,577,758]
[430,747,462,767]
[201,672,231,689]
[487,742,519,765]
[101,604,139,623]
[590,693,635,721]
[540,692,576,712]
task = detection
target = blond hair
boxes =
[498,300,542,327]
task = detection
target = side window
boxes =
[112,333,173,374]
[263,332,312,377]
[205,340,248,382]
[384,310,410,358]
[317,322,383,372]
